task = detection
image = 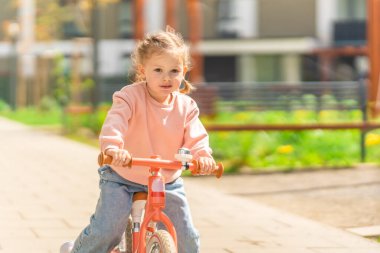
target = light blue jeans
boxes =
[71,166,200,253]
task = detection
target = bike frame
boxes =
[98,152,223,253]
[136,159,177,252]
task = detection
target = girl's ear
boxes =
[136,64,145,80]
[137,64,145,75]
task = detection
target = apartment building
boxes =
[190,0,366,83]
[0,0,368,104]
[88,0,367,84]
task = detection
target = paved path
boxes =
[188,166,380,231]
[1,117,380,253]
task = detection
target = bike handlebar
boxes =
[98,152,224,178]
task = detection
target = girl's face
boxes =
[140,51,187,104]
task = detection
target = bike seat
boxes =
[133,192,148,202]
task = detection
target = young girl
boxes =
[61,27,215,253]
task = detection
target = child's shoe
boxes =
[59,241,74,253]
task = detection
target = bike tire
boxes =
[146,230,176,253]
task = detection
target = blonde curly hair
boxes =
[131,26,194,94]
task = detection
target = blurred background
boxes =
[0,0,379,172]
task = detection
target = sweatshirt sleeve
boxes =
[99,91,132,152]
[183,100,213,159]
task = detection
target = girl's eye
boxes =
[171,69,180,73]
[154,68,162,72]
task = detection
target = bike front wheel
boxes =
[146,230,176,253]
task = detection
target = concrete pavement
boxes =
[1,117,380,253]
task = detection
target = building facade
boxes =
[76,0,367,84]
[0,0,369,105]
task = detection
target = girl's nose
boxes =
[163,74,170,82]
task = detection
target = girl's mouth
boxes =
[160,85,172,89]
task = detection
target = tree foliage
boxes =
[35,0,67,40]
[35,0,120,41]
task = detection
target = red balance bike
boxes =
[98,148,224,253]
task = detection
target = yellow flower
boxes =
[319,110,332,119]
[294,110,308,118]
[233,112,250,122]
[365,133,380,146]
[276,145,294,154]
[216,132,230,140]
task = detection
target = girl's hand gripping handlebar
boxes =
[97,149,224,178]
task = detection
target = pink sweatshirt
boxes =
[99,82,212,185]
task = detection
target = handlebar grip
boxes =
[98,152,132,167]
[215,163,224,178]
[191,160,224,178]
[98,152,112,166]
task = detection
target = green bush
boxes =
[0,100,10,112]
[0,106,61,125]
[39,96,60,112]
[2,104,379,173]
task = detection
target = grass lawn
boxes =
[2,106,380,173]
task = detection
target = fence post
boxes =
[359,78,368,162]
[9,47,18,109]
[8,22,19,110]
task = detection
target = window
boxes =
[217,0,238,38]
[337,0,366,20]
[204,56,237,82]
[255,55,282,82]
[119,0,133,38]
